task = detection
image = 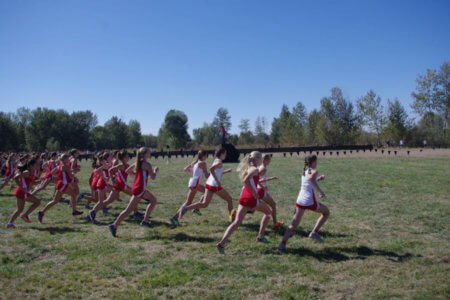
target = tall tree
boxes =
[357,90,387,146]
[238,119,254,145]
[127,119,142,148]
[158,110,191,149]
[383,99,408,143]
[104,116,129,149]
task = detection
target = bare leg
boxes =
[8,198,25,224]
[311,203,330,234]
[184,189,214,212]
[254,201,272,238]
[22,195,41,217]
[113,195,141,228]
[94,189,119,213]
[173,188,197,219]
[262,193,278,224]
[218,205,249,246]
[280,207,305,246]
[216,188,233,214]
[142,191,157,222]
[41,190,64,215]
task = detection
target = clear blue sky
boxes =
[1,0,449,135]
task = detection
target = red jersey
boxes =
[131,168,149,197]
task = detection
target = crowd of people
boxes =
[0,148,330,254]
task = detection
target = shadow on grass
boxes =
[280,245,414,263]
[240,223,349,238]
[30,226,84,235]
[137,231,215,243]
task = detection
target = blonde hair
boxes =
[237,151,262,180]
[59,153,70,162]
[136,147,148,171]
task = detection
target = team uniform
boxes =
[131,168,149,198]
[188,161,203,190]
[69,158,79,184]
[43,161,53,180]
[14,175,32,200]
[5,163,15,178]
[295,168,320,211]
[205,158,223,193]
[238,174,262,208]
[113,163,129,192]
[55,163,69,193]
[257,165,268,199]
[96,169,109,192]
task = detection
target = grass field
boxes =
[1,154,449,299]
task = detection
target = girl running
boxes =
[79,153,102,208]
[178,148,235,222]
[0,154,17,190]
[278,154,329,253]
[5,158,42,228]
[108,147,159,237]
[258,154,284,229]
[216,151,272,254]
[37,153,83,223]
[31,152,58,195]
[88,150,141,222]
[170,150,209,226]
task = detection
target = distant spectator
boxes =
[423,140,427,147]
[400,139,404,147]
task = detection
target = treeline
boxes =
[0,62,448,151]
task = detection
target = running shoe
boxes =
[170,217,180,227]
[37,211,44,224]
[228,209,236,222]
[216,242,225,254]
[256,236,270,243]
[192,209,202,216]
[309,232,323,242]
[108,224,117,237]
[5,223,17,229]
[21,215,31,223]
[140,220,151,228]
[179,206,187,219]
[117,198,123,202]
[133,211,144,219]
[277,243,287,253]
[72,210,83,216]
[84,203,91,209]
[88,210,96,222]
[273,221,284,229]
[77,193,84,202]
[102,207,109,215]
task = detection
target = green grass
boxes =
[0,156,449,299]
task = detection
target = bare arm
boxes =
[125,163,136,175]
[243,167,259,200]
[308,170,325,198]
[183,160,196,173]
[199,161,210,178]
[209,161,222,186]
[223,168,232,174]
[144,162,159,180]
[259,176,278,183]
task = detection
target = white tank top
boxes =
[296,168,316,206]
[257,165,267,188]
[188,161,204,188]
[206,158,223,187]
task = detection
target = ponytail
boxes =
[136,147,148,171]
[237,151,262,180]
[302,154,317,176]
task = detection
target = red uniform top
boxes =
[43,161,53,179]
[131,168,149,197]
[55,163,69,192]
[90,170,98,190]
[68,158,79,183]
[238,174,260,208]
[14,174,32,199]
[113,163,129,191]
[5,163,14,177]
[96,169,108,190]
